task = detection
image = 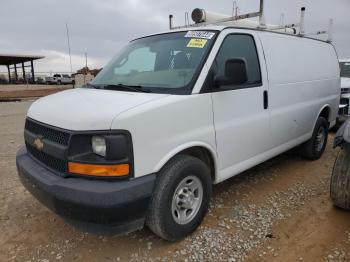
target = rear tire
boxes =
[300,117,328,160]
[331,148,350,210]
[146,155,212,241]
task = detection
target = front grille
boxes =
[26,142,67,173]
[340,97,349,106]
[24,119,70,173]
[25,119,70,146]
[341,88,350,94]
[340,98,349,116]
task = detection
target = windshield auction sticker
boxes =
[185,31,215,39]
[187,38,208,48]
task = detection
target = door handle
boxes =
[263,90,268,109]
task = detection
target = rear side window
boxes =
[215,34,262,87]
[340,62,350,78]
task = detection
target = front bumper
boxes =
[339,95,350,121]
[16,147,156,235]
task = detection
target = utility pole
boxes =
[66,23,73,74]
[84,52,88,85]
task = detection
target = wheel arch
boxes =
[314,105,331,129]
[319,105,331,122]
[154,142,218,183]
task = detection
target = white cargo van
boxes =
[16,19,340,240]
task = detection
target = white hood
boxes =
[341,77,350,89]
[27,88,169,131]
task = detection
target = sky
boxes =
[0,0,349,74]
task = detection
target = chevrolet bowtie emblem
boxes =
[33,136,44,151]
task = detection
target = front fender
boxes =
[334,118,350,148]
[154,141,218,180]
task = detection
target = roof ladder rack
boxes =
[258,0,266,29]
[168,0,334,42]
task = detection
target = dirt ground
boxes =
[0,85,72,101]
[0,85,73,92]
[0,101,349,262]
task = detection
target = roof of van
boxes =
[340,59,350,63]
[135,25,331,45]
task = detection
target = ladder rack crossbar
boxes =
[268,23,300,30]
[305,31,327,36]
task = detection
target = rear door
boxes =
[209,31,270,179]
[259,32,340,148]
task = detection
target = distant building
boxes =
[0,54,44,84]
[75,67,102,77]
[74,67,102,87]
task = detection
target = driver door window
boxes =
[215,34,262,89]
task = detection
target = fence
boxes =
[0,72,95,86]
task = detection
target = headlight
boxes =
[68,132,133,178]
[92,136,106,157]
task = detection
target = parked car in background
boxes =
[338,59,350,122]
[35,76,46,84]
[45,74,75,85]
[331,118,350,210]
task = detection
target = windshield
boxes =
[91,31,217,94]
[340,62,350,78]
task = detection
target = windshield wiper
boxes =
[84,83,102,89]
[103,84,151,93]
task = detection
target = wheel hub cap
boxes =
[176,188,195,209]
[171,176,203,225]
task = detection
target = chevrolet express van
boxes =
[16,26,340,241]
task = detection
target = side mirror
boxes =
[214,58,248,87]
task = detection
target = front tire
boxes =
[146,155,212,241]
[331,147,350,210]
[300,117,328,160]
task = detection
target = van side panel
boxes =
[259,32,340,149]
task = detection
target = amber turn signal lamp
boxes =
[68,162,129,177]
